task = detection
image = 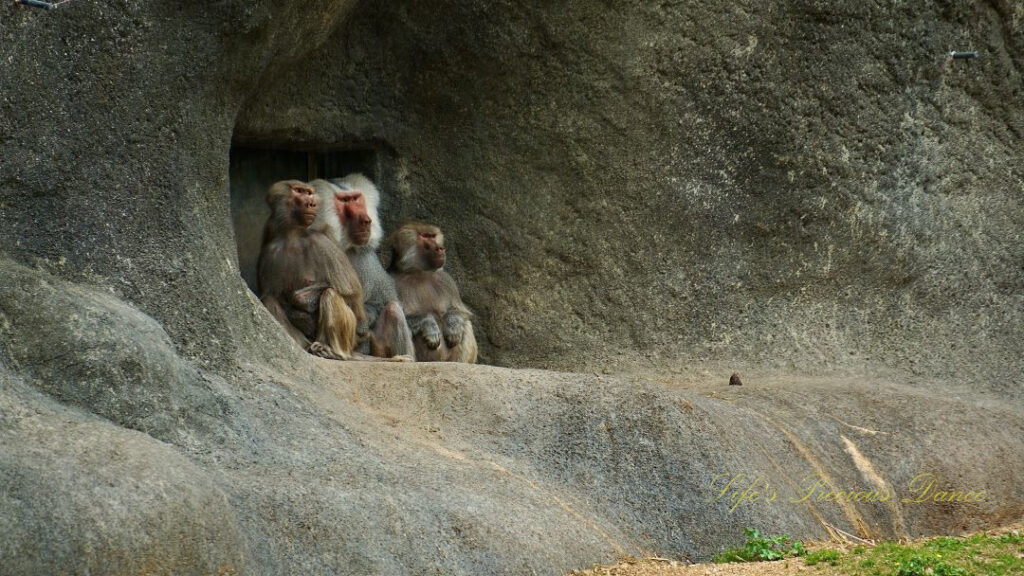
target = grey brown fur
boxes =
[258,180,364,359]
[316,174,415,358]
[387,221,478,363]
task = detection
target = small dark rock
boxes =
[729,373,743,386]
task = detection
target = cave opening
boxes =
[228,144,402,293]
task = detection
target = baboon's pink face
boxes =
[335,191,372,245]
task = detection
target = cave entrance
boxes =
[229,146,391,293]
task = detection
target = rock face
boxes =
[1,1,1021,575]
[235,1,1023,387]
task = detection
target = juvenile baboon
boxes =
[386,221,478,363]
[256,179,365,360]
[313,175,415,359]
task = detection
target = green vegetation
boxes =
[851,532,1023,576]
[804,548,841,566]
[811,531,1019,575]
[713,528,1023,575]
[712,528,806,563]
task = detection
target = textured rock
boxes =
[237,0,1023,389]
[0,0,359,367]
[0,370,245,576]
[2,260,1021,575]
[0,0,1021,574]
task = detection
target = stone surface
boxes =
[237,0,1023,389]
[0,369,245,576]
[0,0,1021,574]
[2,259,1021,575]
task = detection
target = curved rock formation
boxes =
[1,1,1021,574]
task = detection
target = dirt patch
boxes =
[573,558,812,576]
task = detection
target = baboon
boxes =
[256,179,365,360]
[313,175,415,359]
[386,221,478,363]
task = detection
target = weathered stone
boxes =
[0,370,245,576]
[1,0,1021,574]
[236,1,1023,389]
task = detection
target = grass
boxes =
[713,528,807,563]
[713,528,1023,575]
[847,531,1023,576]
[804,548,842,566]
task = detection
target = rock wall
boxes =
[1,1,1021,574]
[3,259,1022,575]
[0,0,359,367]
[237,0,1023,388]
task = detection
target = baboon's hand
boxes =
[409,314,442,350]
[442,312,465,348]
[308,341,345,360]
[291,283,328,313]
[421,323,442,350]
